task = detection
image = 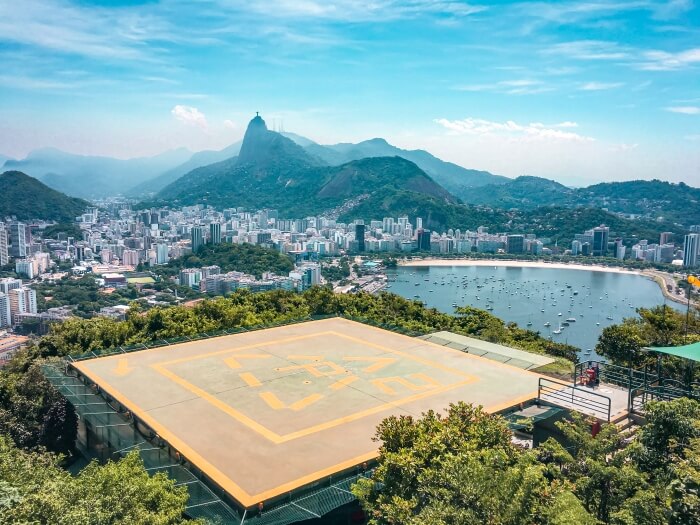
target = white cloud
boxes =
[543,40,629,60]
[433,117,594,142]
[223,119,237,129]
[171,105,208,128]
[215,0,486,22]
[579,81,624,91]
[455,79,551,95]
[638,48,700,70]
[555,121,579,128]
[665,106,700,115]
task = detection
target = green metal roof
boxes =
[419,331,555,370]
[646,341,700,363]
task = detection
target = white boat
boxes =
[566,317,576,322]
[544,322,551,327]
[553,323,563,334]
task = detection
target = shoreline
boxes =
[397,258,693,308]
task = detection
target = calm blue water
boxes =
[386,265,682,358]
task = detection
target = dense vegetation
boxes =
[155,242,294,279]
[41,222,83,240]
[0,438,192,524]
[0,171,88,222]
[354,397,700,525]
[31,288,577,364]
[463,176,700,228]
[321,257,351,282]
[34,275,140,317]
[596,304,700,376]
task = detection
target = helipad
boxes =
[72,317,544,508]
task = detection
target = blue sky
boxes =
[0,0,698,186]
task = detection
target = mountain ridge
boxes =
[0,171,89,222]
[153,115,461,230]
[463,176,700,226]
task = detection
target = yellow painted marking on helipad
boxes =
[224,354,271,369]
[372,374,441,396]
[240,372,262,387]
[277,360,346,378]
[113,358,133,377]
[289,393,323,411]
[343,356,397,373]
[260,391,324,411]
[330,376,359,391]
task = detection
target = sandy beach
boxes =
[398,258,694,307]
[400,258,642,275]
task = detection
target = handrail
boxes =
[538,377,612,422]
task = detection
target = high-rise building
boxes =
[683,233,699,267]
[191,226,204,253]
[15,260,34,279]
[9,287,36,325]
[0,292,10,327]
[210,223,222,244]
[9,222,27,258]
[122,249,140,267]
[506,235,524,254]
[417,230,431,252]
[659,231,673,245]
[0,278,21,296]
[592,226,609,257]
[155,243,169,265]
[355,224,366,252]
[0,223,8,266]
[416,217,423,230]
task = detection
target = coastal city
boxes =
[1,202,698,358]
[2,2,700,523]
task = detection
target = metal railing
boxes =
[538,377,612,422]
[630,380,700,414]
[574,360,656,391]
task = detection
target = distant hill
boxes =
[283,135,508,193]
[3,147,193,199]
[0,171,89,222]
[127,141,242,196]
[463,176,700,227]
[154,115,463,230]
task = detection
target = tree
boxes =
[0,437,193,524]
[353,402,588,525]
[596,323,646,367]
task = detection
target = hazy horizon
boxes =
[1,0,699,186]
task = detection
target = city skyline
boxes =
[0,1,698,186]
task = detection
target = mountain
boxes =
[154,115,463,229]
[285,136,508,193]
[0,171,89,222]
[463,177,700,227]
[3,147,193,199]
[127,141,242,196]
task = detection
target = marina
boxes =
[387,264,682,358]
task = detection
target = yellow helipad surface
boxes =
[72,318,543,508]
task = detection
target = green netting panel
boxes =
[293,486,356,518]
[246,502,317,525]
[150,464,198,484]
[186,500,242,523]
[134,447,173,470]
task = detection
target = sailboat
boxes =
[552,323,563,335]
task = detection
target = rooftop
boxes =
[71,317,545,509]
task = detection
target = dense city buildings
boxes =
[0,223,8,266]
[684,233,699,268]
